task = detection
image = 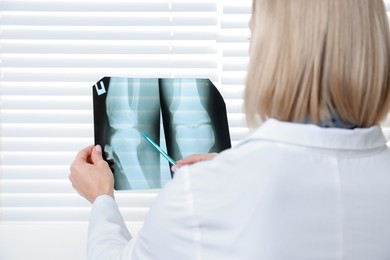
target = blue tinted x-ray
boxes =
[93,77,231,190]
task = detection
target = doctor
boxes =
[69,0,390,259]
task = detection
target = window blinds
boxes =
[0,0,252,224]
[1,0,390,226]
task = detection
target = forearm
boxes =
[88,195,133,260]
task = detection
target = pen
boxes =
[141,132,176,165]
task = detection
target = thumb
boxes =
[91,145,104,164]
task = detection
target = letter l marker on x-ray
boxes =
[95,81,106,95]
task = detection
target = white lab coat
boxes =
[88,119,390,259]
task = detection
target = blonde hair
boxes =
[245,0,390,128]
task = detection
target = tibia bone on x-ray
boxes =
[105,78,161,190]
[93,77,231,190]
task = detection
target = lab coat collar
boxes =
[245,118,387,151]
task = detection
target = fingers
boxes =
[73,145,106,167]
[176,154,204,165]
[172,153,218,173]
[171,165,180,173]
[90,145,105,165]
[176,153,218,165]
[70,145,93,174]
[74,145,94,163]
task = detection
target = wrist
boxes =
[90,191,114,204]
[92,194,116,205]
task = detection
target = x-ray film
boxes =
[93,77,231,190]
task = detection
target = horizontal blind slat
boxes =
[2,180,79,193]
[2,124,93,137]
[2,12,217,26]
[2,1,170,12]
[2,138,92,151]
[2,40,217,54]
[223,4,251,15]
[2,26,217,40]
[2,82,101,95]
[3,96,92,109]
[2,193,157,207]
[221,15,251,29]
[2,110,93,124]
[223,58,249,71]
[1,68,219,81]
[2,166,75,179]
[2,54,218,68]
[221,72,247,85]
[2,152,82,165]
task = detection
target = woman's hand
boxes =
[171,153,218,173]
[69,145,114,203]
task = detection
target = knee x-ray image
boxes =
[93,77,231,190]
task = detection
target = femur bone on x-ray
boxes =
[93,77,231,190]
